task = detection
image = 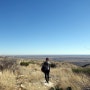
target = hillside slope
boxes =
[0,58,90,90]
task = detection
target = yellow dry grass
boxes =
[0,59,90,90]
[0,70,16,90]
[51,64,90,90]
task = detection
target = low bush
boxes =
[72,68,90,75]
[20,62,29,66]
[51,63,57,68]
[20,61,35,66]
[67,87,72,90]
[0,57,17,72]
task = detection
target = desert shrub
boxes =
[20,61,29,66]
[72,68,82,73]
[66,87,72,90]
[20,61,35,66]
[72,68,90,75]
[51,63,56,68]
[49,85,63,90]
[0,57,18,72]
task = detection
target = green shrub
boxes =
[20,61,36,66]
[20,62,29,66]
[72,68,90,75]
[72,68,82,73]
[51,63,56,68]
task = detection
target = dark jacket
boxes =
[41,61,50,72]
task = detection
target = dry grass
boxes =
[50,61,90,90]
[0,70,16,90]
[0,58,90,90]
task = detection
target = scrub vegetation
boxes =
[0,57,90,90]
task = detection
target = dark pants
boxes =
[44,70,50,83]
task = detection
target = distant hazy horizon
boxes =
[1,55,90,66]
[2,54,90,60]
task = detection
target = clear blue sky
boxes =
[0,0,90,55]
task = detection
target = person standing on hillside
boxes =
[41,58,50,83]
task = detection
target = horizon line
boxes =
[0,54,90,56]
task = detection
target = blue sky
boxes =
[0,0,90,55]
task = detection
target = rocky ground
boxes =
[0,57,90,90]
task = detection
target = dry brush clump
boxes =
[72,67,90,76]
[20,60,36,66]
[0,70,16,90]
[0,57,20,90]
[50,62,90,90]
[0,57,19,73]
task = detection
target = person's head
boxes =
[46,58,49,61]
